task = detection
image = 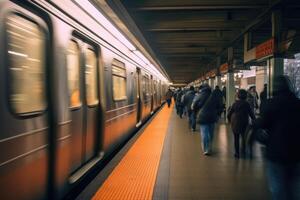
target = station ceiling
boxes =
[107,0,300,84]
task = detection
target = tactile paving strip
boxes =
[93,104,173,200]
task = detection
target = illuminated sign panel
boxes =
[255,38,274,59]
[219,63,229,74]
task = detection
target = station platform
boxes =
[77,103,271,200]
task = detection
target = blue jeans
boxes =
[267,161,300,200]
[199,123,215,153]
[188,110,196,130]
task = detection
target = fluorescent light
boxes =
[8,50,28,57]
[75,0,136,51]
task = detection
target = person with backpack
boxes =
[194,84,222,155]
[227,89,256,158]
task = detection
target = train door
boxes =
[67,37,99,173]
[136,68,142,125]
[0,10,50,199]
[150,75,154,113]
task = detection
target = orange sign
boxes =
[219,63,228,74]
[206,69,217,78]
[255,38,274,59]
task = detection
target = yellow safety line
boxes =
[93,103,173,200]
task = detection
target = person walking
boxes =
[254,75,300,200]
[183,86,196,131]
[259,83,268,114]
[227,89,255,158]
[247,86,259,114]
[176,88,184,117]
[165,88,173,108]
[213,85,224,119]
[195,85,223,155]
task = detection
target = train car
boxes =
[0,0,168,199]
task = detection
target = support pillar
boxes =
[267,58,284,96]
[267,10,284,96]
[209,78,215,89]
[226,72,235,110]
[226,47,236,109]
[215,75,222,88]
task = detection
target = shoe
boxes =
[204,151,210,156]
[234,153,240,158]
[191,129,196,132]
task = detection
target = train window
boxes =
[67,40,81,108]
[6,14,46,114]
[143,75,150,96]
[85,47,99,106]
[112,59,127,101]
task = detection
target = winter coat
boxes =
[191,87,211,113]
[183,90,196,112]
[254,92,300,163]
[176,90,184,105]
[227,100,255,134]
[166,90,173,100]
[196,90,223,124]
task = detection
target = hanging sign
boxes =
[219,63,229,74]
[255,38,275,59]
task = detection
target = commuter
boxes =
[227,89,255,158]
[176,88,184,118]
[259,84,268,114]
[183,86,196,131]
[195,84,223,155]
[181,89,187,117]
[247,86,258,114]
[222,86,226,100]
[254,75,300,200]
[165,88,173,108]
[222,86,227,117]
[213,85,224,119]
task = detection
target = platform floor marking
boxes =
[93,104,173,200]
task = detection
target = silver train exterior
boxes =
[0,0,169,199]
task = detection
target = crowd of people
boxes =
[166,75,300,200]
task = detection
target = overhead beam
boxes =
[145,20,247,31]
[135,5,267,11]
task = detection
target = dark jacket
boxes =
[192,87,211,113]
[166,90,173,100]
[197,90,223,124]
[213,88,224,115]
[176,90,184,105]
[183,90,196,111]
[255,92,300,163]
[227,100,255,134]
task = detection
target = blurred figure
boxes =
[254,75,300,200]
[247,86,259,114]
[227,89,255,158]
[183,86,196,131]
[195,84,223,155]
[175,88,184,118]
[165,88,173,108]
[214,85,224,119]
[222,86,227,117]
[259,83,268,114]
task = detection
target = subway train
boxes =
[0,0,168,199]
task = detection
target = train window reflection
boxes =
[67,40,81,108]
[6,15,46,114]
[142,75,151,99]
[85,48,99,106]
[112,59,127,101]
